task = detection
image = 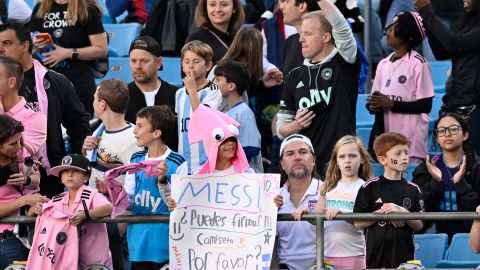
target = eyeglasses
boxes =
[436,125,462,137]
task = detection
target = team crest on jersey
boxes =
[62,156,72,166]
[398,75,407,84]
[308,199,318,212]
[56,232,68,245]
[43,78,51,90]
[53,29,63,38]
[321,68,333,80]
[403,198,412,210]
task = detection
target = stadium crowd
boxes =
[0,0,479,269]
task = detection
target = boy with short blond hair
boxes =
[353,132,424,268]
[124,105,187,269]
[176,40,222,174]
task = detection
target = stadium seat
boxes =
[104,23,141,57]
[436,233,480,268]
[430,61,451,93]
[404,163,417,181]
[356,94,374,128]
[159,57,182,87]
[95,57,132,85]
[430,93,444,122]
[371,163,383,177]
[413,234,448,268]
[355,127,371,148]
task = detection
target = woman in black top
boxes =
[29,0,108,116]
[186,0,245,64]
[415,0,480,156]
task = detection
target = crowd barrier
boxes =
[2,212,480,269]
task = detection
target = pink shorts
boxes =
[324,255,365,269]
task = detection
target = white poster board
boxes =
[169,173,281,270]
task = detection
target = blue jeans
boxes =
[381,0,414,56]
[0,233,29,269]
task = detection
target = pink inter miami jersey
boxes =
[373,51,434,159]
[27,186,112,269]
[26,201,80,270]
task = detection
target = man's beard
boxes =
[286,164,310,178]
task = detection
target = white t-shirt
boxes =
[5,0,32,24]
[89,123,142,186]
[277,178,322,270]
[324,178,365,257]
[143,88,159,107]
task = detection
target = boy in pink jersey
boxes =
[27,154,113,269]
[367,12,434,164]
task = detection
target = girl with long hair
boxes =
[413,112,480,241]
[0,115,48,269]
[29,0,108,116]
[293,135,372,269]
[185,0,245,64]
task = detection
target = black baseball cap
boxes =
[50,154,92,177]
[129,36,162,57]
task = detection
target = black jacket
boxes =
[419,4,480,107]
[412,154,480,238]
[20,69,91,166]
[20,68,90,198]
[125,79,179,151]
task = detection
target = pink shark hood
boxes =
[188,104,250,174]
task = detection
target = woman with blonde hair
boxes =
[293,135,372,269]
[186,0,245,64]
[29,0,108,116]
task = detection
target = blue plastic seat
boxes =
[159,57,182,87]
[104,23,141,57]
[371,163,384,178]
[404,163,418,181]
[356,94,374,128]
[430,61,451,93]
[413,234,448,268]
[355,127,371,148]
[95,57,132,85]
[436,233,480,268]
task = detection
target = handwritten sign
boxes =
[169,173,281,270]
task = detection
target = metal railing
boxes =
[2,212,480,269]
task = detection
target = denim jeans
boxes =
[0,234,29,270]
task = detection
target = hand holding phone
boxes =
[35,33,54,45]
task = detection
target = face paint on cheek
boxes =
[391,158,398,165]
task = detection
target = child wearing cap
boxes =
[367,11,434,164]
[353,132,424,268]
[27,154,113,269]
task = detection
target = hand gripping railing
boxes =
[2,212,480,269]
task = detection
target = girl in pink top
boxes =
[0,115,48,269]
[367,12,434,164]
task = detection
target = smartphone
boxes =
[308,101,327,115]
[35,33,54,45]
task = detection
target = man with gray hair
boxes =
[277,0,360,177]
[274,134,322,269]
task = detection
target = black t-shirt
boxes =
[353,176,425,268]
[279,52,360,176]
[29,2,105,71]
[185,27,234,65]
[20,67,38,105]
